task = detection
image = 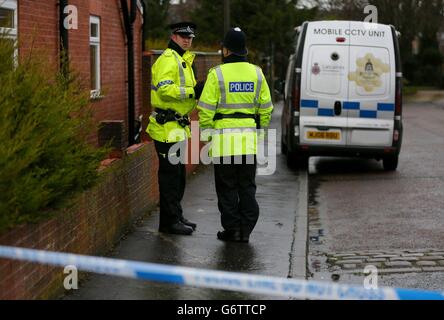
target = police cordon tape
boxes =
[0,245,443,300]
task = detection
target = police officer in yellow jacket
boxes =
[147,22,204,235]
[197,27,273,242]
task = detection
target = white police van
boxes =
[281,21,403,170]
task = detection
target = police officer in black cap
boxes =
[147,22,204,235]
[197,28,274,242]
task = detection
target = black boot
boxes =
[217,230,249,243]
[159,222,193,235]
[180,217,197,230]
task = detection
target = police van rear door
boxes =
[346,22,395,148]
[299,21,350,147]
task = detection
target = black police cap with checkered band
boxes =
[169,22,197,38]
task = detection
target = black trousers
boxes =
[214,156,259,236]
[154,140,186,228]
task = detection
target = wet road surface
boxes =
[307,101,444,290]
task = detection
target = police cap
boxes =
[169,21,196,38]
[223,27,248,56]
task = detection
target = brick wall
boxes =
[18,0,59,71]
[0,142,159,300]
[68,0,144,147]
[18,0,144,148]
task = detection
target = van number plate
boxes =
[307,131,340,140]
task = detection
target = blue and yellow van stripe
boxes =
[301,99,395,119]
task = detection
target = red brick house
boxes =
[0,0,145,147]
[0,0,222,300]
[0,0,153,300]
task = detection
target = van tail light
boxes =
[292,74,301,112]
[395,77,402,116]
[336,37,346,43]
[393,129,400,142]
[393,74,403,146]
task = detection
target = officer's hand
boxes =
[194,81,205,100]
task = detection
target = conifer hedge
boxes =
[0,34,108,232]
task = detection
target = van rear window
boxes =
[307,45,347,96]
[348,47,391,97]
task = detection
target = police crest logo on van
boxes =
[311,63,321,75]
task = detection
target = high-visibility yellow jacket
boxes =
[147,48,197,143]
[197,62,273,157]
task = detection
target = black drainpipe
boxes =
[120,0,137,146]
[59,0,69,77]
[142,0,147,52]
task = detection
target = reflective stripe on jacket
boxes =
[197,62,273,157]
[147,48,197,143]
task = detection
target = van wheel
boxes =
[299,156,309,170]
[383,155,398,171]
[281,134,287,155]
[287,151,308,170]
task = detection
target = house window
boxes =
[137,0,144,15]
[0,0,18,66]
[90,16,101,98]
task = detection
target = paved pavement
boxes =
[405,90,444,105]
[64,102,308,300]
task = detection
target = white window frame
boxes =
[137,0,144,15]
[0,0,18,64]
[89,16,101,99]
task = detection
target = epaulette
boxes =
[208,64,222,74]
[163,48,173,57]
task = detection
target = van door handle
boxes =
[334,101,342,116]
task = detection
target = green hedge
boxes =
[0,35,108,232]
